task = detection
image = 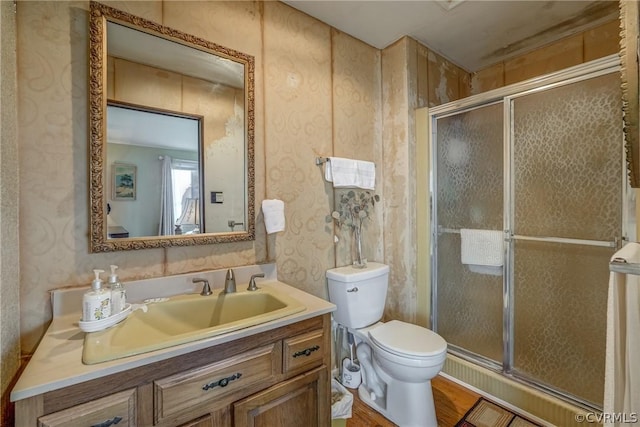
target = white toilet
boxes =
[327,262,447,427]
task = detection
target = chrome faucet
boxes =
[223,269,236,294]
[247,273,265,291]
[193,278,212,296]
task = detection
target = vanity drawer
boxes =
[154,343,279,423]
[283,329,325,373]
[38,388,136,427]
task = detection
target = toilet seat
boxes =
[368,320,446,359]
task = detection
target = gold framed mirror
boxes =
[620,0,639,188]
[89,1,255,252]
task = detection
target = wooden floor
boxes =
[345,375,481,427]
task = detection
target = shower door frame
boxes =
[428,54,627,410]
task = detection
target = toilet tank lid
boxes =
[326,262,389,283]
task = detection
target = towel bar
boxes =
[315,156,376,167]
[438,227,617,248]
[610,259,640,275]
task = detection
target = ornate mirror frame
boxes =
[89,1,255,252]
[620,0,640,187]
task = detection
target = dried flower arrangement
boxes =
[328,190,380,268]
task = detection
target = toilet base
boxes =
[357,374,438,427]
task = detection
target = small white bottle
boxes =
[83,269,111,321]
[108,264,126,315]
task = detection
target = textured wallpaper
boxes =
[262,2,335,298]
[14,0,465,354]
[332,30,383,269]
[1,0,20,423]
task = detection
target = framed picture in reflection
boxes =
[112,163,137,201]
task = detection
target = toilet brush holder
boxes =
[341,358,362,389]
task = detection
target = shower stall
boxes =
[429,56,626,409]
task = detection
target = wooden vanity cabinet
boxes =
[234,366,327,427]
[15,314,331,427]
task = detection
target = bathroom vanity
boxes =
[11,266,335,427]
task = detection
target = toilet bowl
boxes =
[327,263,448,427]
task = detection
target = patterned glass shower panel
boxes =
[512,73,623,241]
[512,241,614,406]
[437,233,503,362]
[435,103,504,362]
[436,103,504,230]
[511,73,622,406]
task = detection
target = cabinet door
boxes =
[233,367,329,427]
[37,388,136,427]
[177,407,231,427]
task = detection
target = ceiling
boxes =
[107,105,199,151]
[282,0,620,71]
[108,21,245,88]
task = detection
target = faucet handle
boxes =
[247,273,265,291]
[193,278,212,296]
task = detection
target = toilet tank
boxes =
[326,262,389,329]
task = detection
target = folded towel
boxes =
[468,265,503,276]
[262,199,285,234]
[324,157,375,190]
[460,229,503,267]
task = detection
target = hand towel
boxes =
[604,242,640,426]
[324,157,375,190]
[460,229,503,267]
[262,199,285,234]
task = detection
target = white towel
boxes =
[604,242,640,426]
[468,265,503,276]
[262,199,285,234]
[460,229,503,267]
[324,157,375,190]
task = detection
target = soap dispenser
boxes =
[83,269,111,321]
[108,265,126,315]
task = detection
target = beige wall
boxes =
[471,19,620,94]
[6,2,619,421]
[15,0,267,354]
[380,37,471,326]
[11,1,472,356]
[1,1,20,424]
[11,1,469,359]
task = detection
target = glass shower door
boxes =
[434,103,504,363]
[510,72,622,406]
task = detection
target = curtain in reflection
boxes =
[158,155,174,236]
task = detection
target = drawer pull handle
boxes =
[202,372,242,391]
[293,345,320,358]
[91,416,123,427]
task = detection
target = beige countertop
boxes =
[11,278,335,402]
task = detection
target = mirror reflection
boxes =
[106,103,201,238]
[89,1,255,251]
